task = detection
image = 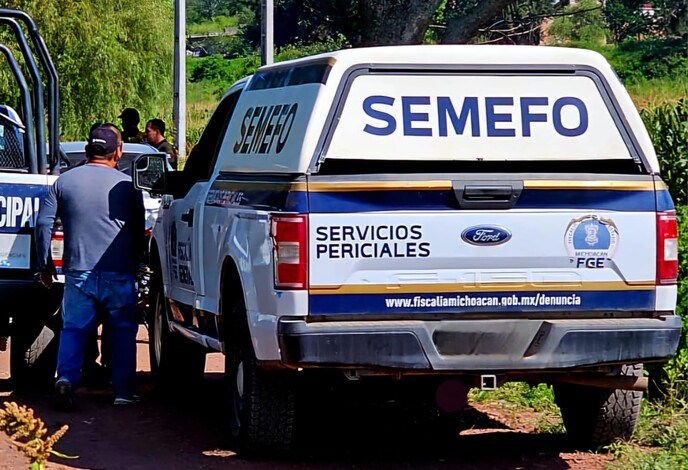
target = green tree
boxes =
[549,0,608,44]
[604,0,652,42]
[653,0,688,38]
[242,0,359,48]
[239,0,537,47]
[443,0,556,45]
[188,0,229,22]
[0,0,174,140]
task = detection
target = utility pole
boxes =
[173,0,186,163]
[261,0,273,65]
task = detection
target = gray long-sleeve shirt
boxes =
[35,164,145,274]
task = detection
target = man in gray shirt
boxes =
[36,125,144,408]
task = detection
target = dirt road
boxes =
[0,327,612,470]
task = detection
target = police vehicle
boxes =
[133,45,681,455]
[59,141,169,232]
[0,9,63,388]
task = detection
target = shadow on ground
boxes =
[0,371,583,470]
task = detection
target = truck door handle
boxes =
[463,185,513,201]
[180,209,194,227]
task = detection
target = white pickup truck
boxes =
[133,45,681,456]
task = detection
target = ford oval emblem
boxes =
[461,225,512,246]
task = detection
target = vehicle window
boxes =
[116,153,141,176]
[63,151,85,169]
[0,117,26,170]
[184,89,243,182]
[61,151,141,176]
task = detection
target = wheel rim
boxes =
[154,293,163,368]
[236,361,244,398]
[229,358,245,436]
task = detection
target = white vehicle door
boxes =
[196,88,245,312]
[166,183,207,306]
[167,87,245,308]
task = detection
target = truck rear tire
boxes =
[148,281,205,391]
[225,297,295,456]
[554,363,643,448]
[10,306,61,391]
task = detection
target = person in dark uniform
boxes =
[145,118,178,170]
[118,108,145,143]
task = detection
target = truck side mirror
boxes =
[133,154,168,195]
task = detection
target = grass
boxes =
[469,382,559,414]
[187,15,238,36]
[471,381,688,469]
[606,402,688,469]
[469,382,566,436]
[627,75,688,110]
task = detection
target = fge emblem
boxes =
[565,215,619,268]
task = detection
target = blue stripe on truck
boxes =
[308,289,656,315]
[655,188,675,212]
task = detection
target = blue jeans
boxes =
[57,271,138,398]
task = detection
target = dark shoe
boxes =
[113,395,141,406]
[54,378,75,411]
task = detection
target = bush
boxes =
[642,99,688,401]
[641,99,688,204]
[575,39,688,83]
[613,38,688,83]
[0,402,73,469]
[658,204,688,403]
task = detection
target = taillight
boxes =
[270,214,308,289]
[50,231,64,269]
[657,211,678,285]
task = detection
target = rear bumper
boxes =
[278,316,682,371]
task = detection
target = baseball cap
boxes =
[87,126,120,156]
[118,107,140,123]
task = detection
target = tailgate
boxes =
[0,173,52,276]
[307,175,664,316]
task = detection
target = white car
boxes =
[59,141,171,231]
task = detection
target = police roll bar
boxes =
[0,18,44,173]
[0,45,37,174]
[0,9,60,175]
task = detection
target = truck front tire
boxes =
[148,277,205,391]
[554,363,643,448]
[224,296,295,456]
